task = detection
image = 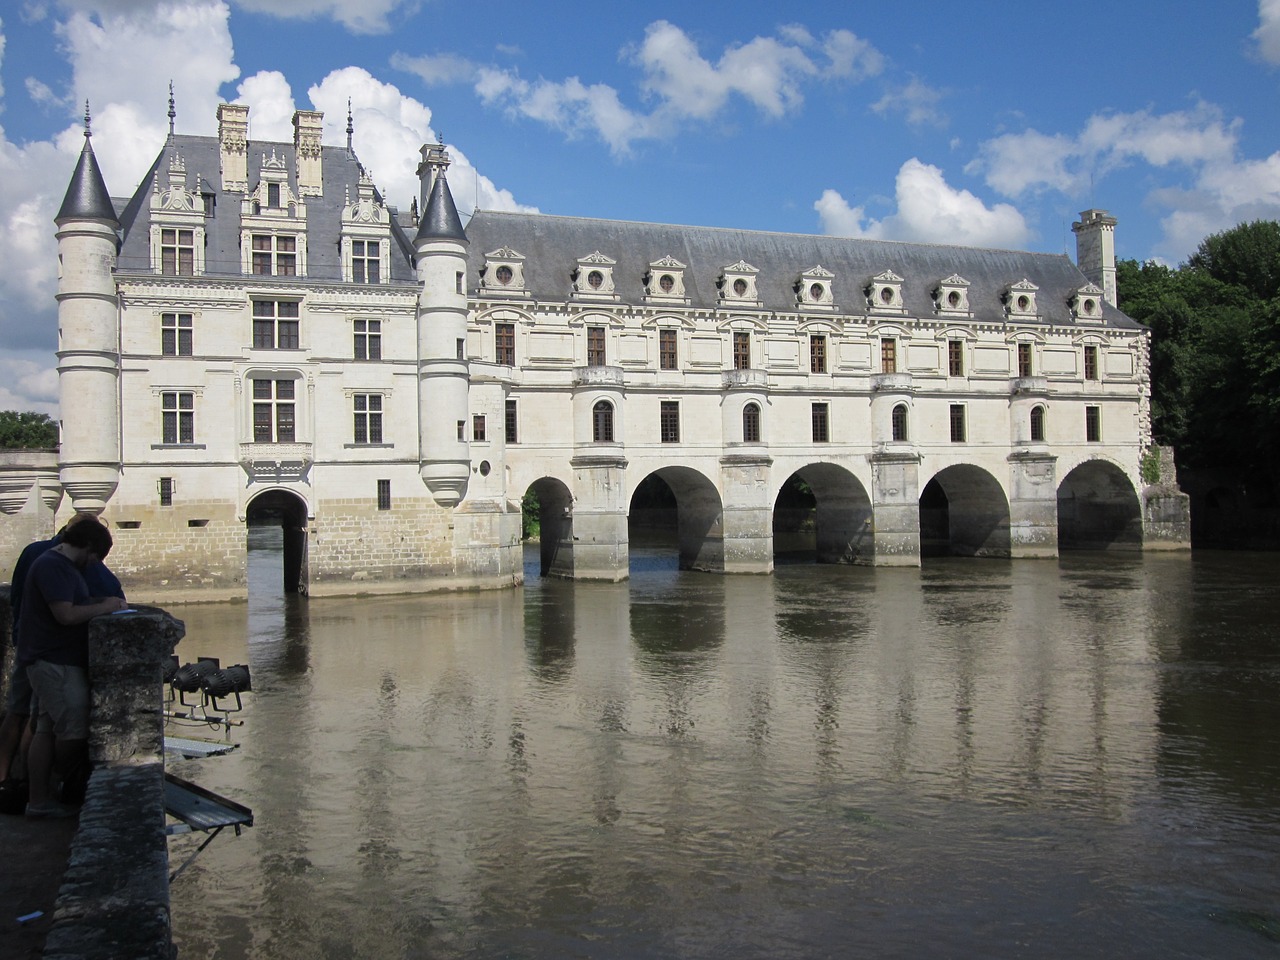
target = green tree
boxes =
[0,411,58,449]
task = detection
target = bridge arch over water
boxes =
[920,464,1011,558]
[1057,459,1142,549]
[773,463,874,565]
[245,487,310,594]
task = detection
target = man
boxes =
[0,516,123,785]
[17,515,127,818]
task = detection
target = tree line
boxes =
[1117,220,1280,478]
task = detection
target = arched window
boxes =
[891,403,909,442]
[592,400,614,443]
[742,402,761,443]
[1030,405,1045,442]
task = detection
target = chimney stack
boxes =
[1072,209,1118,306]
[293,109,324,197]
[217,103,249,192]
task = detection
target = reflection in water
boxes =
[166,547,1280,959]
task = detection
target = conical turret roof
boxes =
[56,135,118,225]
[415,172,467,244]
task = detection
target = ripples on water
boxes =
[167,537,1280,959]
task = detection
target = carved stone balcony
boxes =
[722,368,768,390]
[572,365,624,388]
[1010,376,1049,396]
[871,372,913,393]
[238,442,313,484]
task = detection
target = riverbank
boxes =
[0,809,76,958]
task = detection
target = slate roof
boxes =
[416,173,468,244]
[465,211,1142,330]
[56,136,118,226]
[115,134,419,283]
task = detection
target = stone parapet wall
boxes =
[99,502,246,595]
[309,494,456,583]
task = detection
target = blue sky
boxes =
[1,0,1278,415]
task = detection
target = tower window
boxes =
[472,414,486,443]
[733,332,750,370]
[743,402,761,443]
[505,399,518,444]
[948,340,964,377]
[1031,405,1046,442]
[659,329,678,370]
[881,338,897,374]
[587,326,606,366]
[495,323,515,366]
[1084,345,1099,381]
[1018,342,1033,377]
[810,335,827,374]
[892,403,908,442]
[592,400,614,443]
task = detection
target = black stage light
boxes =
[163,655,179,684]
[172,657,220,693]
[201,664,252,711]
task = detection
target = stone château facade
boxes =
[14,102,1188,598]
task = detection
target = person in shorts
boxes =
[16,516,127,818]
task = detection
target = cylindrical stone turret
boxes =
[55,112,122,513]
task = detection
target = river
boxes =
[165,535,1280,958]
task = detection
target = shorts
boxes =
[5,660,32,713]
[26,661,89,740]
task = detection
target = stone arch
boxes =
[773,463,874,564]
[245,487,310,594]
[524,476,575,578]
[629,466,724,572]
[919,465,1011,558]
[1057,459,1142,550]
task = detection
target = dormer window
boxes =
[150,153,207,276]
[1005,279,1040,319]
[573,252,618,301]
[1071,283,1105,322]
[644,255,688,303]
[267,183,281,208]
[868,270,905,314]
[481,247,528,297]
[719,260,762,307]
[934,274,971,316]
[240,152,308,277]
[796,266,835,311]
[340,170,390,285]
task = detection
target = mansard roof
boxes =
[465,211,1143,329]
[114,133,419,283]
[416,173,468,244]
[56,137,119,226]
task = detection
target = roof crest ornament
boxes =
[168,80,176,140]
[346,98,354,155]
[83,100,91,139]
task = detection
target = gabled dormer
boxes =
[867,270,906,314]
[933,274,971,317]
[718,260,762,308]
[149,153,206,276]
[572,251,618,301]
[1004,279,1039,320]
[644,255,689,304]
[1070,282,1105,322]
[481,246,529,297]
[340,169,390,284]
[796,265,835,311]
[240,151,307,277]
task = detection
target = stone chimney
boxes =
[293,109,324,197]
[1072,208,1118,306]
[217,102,249,192]
[416,141,450,220]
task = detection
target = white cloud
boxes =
[970,103,1280,260]
[230,0,415,35]
[1254,0,1280,64]
[871,76,946,128]
[390,52,479,87]
[236,70,296,142]
[450,20,884,156]
[815,159,1030,249]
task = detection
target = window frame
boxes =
[659,329,678,371]
[810,334,827,374]
[377,479,392,511]
[733,331,751,370]
[351,239,381,284]
[660,400,680,443]
[811,402,830,443]
[161,312,193,357]
[505,399,518,444]
[949,404,966,443]
[353,393,384,445]
[742,402,761,443]
[160,228,195,277]
[353,319,382,361]
[948,339,964,377]
[592,399,614,443]
[587,326,606,366]
[252,377,296,443]
[252,300,301,351]
[1083,344,1099,381]
[1086,405,1101,442]
[250,233,297,277]
[880,337,897,374]
[891,403,909,442]
[161,391,194,445]
[1017,341,1033,378]
[495,322,516,366]
[1030,405,1046,442]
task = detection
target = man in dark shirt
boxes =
[0,516,124,783]
[18,516,127,818]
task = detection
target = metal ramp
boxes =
[164,772,253,883]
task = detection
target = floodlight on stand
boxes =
[171,657,220,707]
[200,664,252,712]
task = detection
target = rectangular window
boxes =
[950,404,966,443]
[353,319,381,360]
[587,326,606,366]
[267,182,281,208]
[660,401,680,443]
[160,228,194,276]
[811,402,830,442]
[505,399,518,444]
[881,338,897,374]
[252,378,295,443]
[472,414,486,442]
[161,391,194,445]
[377,479,391,511]
[161,313,193,357]
[659,329,678,370]
[733,332,751,370]
[495,322,515,366]
[352,240,380,284]
[1084,345,1099,381]
[810,335,827,374]
[354,394,383,444]
[158,477,174,507]
[1018,342,1033,377]
[457,420,465,442]
[1086,405,1101,442]
[251,234,296,276]
[948,339,964,377]
[252,300,300,350]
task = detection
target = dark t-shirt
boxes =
[15,549,93,669]
[10,534,124,637]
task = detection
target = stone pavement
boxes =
[0,809,76,959]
